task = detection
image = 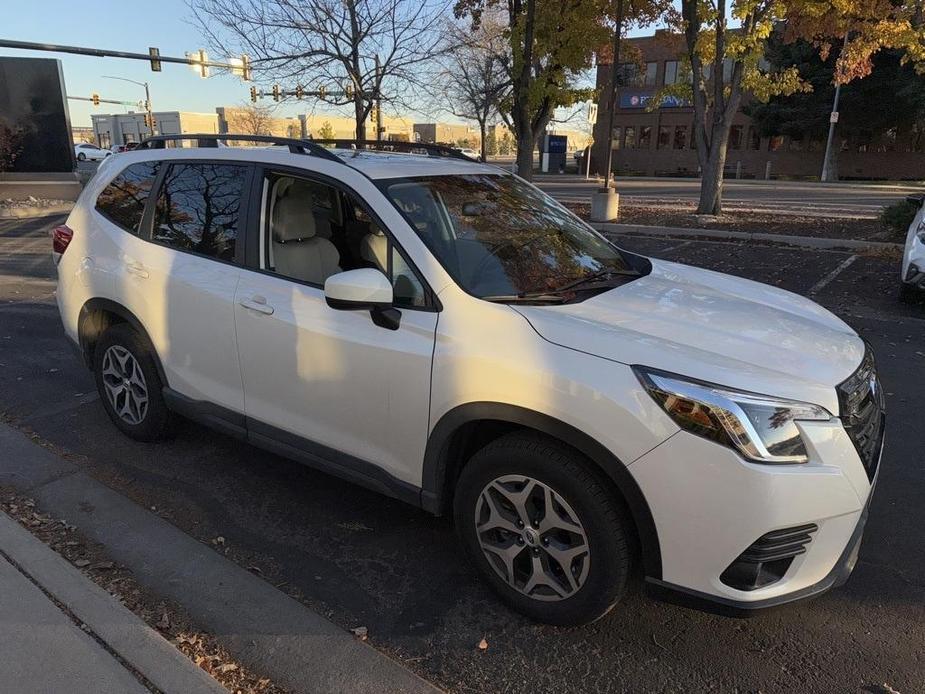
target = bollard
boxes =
[735,161,742,179]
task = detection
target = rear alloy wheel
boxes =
[455,432,630,626]
[77,152,86,161]
[93,323,173,441]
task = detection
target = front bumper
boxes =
[645,473,875,617]
[630,422,879,616]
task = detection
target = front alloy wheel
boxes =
[475,475,590,601]
[455,432,630,626]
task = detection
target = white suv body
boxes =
[54,137,883,624]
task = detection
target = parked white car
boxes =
[456,147,481,161]
[53,135,883,625]
[74,143,111,162]
[900,193,925,302]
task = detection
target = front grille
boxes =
[837,348,886,481]
[720,523,818,591]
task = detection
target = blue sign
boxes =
[544,134,568,153]
[619,91,688,109]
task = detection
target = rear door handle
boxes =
[125,261,149,279]
[239,296,275,315]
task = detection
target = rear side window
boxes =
[95,162,160,234]
[152,163,247,262]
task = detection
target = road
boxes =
[1,216,923,693]
[533,175,923,219]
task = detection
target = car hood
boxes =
[513,259,864,413]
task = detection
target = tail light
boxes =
[52,224,74,264]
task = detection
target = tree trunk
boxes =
[354,97,366,141]
[697,123,731,214]
[515,131,534,178]
[479,121,487,162]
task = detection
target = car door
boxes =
[126,159,252,414]
[233,166,438,489]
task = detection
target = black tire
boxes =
[92,323,174,442]
[454,431,630,626]
[899,282,921,304]
[77,152,86,161]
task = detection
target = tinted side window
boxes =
[95,162,160,234]
[153,163,247,262]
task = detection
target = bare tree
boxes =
[225,102,277,136]
[440,20,510,161]
[190,0,450,141]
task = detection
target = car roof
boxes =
[113,144,504,181]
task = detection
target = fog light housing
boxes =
[720,523,818,591]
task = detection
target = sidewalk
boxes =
[0,422,441,694]
[0,510,223,694]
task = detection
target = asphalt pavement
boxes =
[1,215,923,693]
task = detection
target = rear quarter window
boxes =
[95,162,160,234]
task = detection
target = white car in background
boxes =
[53,134,883,625]
[900,193,925,302]
[74,143,111,162]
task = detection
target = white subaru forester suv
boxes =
[54,135,884,626]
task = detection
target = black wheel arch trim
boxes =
[77,298,168,387]
[422,401,663,579]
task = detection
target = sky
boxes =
[2,0,350,127]
[2,0,662,129]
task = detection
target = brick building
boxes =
[591,30,925,180]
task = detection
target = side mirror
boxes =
[324,268,401,330]
[906,194,925,208]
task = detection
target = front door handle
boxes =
[125,261,149,279]
[239,296,275,315]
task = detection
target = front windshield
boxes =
[379,174,640,302]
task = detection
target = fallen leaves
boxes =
[477,637,489,651]
[351,626,369,641]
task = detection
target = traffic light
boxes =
[240,54,251,81]
[344,83,354,100]
[149,47,161,72]
[272,84,281,102]
[369,104,377,123]
[318,85,326,100]
[91,93,100,106]
[295,84,304,100]
[250,86,258,103]
[143,113,157,129]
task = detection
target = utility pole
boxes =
[820,33,850,183]
[375,54,383,145]
[590,0,625,221]
[102,76,155,137]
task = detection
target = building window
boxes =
[788,134,804,151]
[643,62,657,86]
[729,125,743,150]
[639,126,652,149]
[624,126,636,149]
[617,63,638,86]
[673,126,687,150]
[878,128,897,152]
[612,126,622,150]
[657,126,671,149]
[768,135,784,152]
[747,127,761,150]
[856,130,872,153]
[664,60,679,85]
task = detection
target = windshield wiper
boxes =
[552,268,640,294]
[481,293,568,304]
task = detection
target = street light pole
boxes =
[102,75,154,138]
[820,33,849,183]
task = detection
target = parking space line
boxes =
[809,255,858,295]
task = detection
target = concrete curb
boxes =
[0,424,441,694]
[0,203,74,220]
[0,512,225,694]
[534,173,925,191]
[591,222,904,252]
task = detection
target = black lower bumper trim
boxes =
[647,483,874,618]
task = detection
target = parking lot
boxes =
[1,215,923,693]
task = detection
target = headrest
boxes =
[273,195,317,243]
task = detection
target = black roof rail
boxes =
[312,139,476,161]
[135,134,342,163]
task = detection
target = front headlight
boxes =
[634,367,833,464]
